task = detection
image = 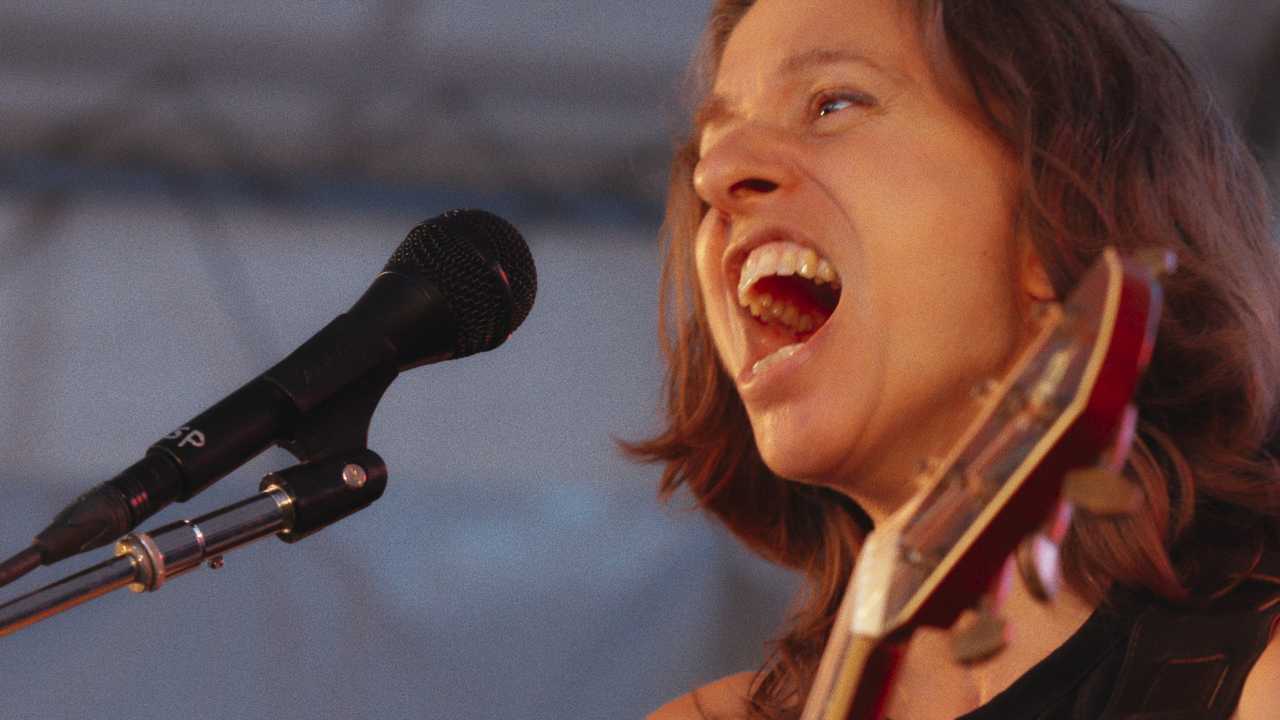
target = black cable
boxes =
[0,546,41,590]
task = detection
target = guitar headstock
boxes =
[848,247,1167,639]
[799,247,1172,720]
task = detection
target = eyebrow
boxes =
[779,47,896,78]
[693,47,904,136]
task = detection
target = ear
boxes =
[1019,239,1056,303]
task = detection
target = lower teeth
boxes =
[752,343,802,376]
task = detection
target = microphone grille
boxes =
[386,209,537,358]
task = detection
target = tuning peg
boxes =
[1063,467,1142,515]
[1015,533,1062,603]
[949,594,1008,664]
[1029,299,1059,324]
[970,377,1000,402]
[1063,403,1142,515]
[1131,248,1178,279]
[913,455,944,479]
[1099,404,1139,473]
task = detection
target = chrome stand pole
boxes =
[0,487,293,637]
[0,449,386,637]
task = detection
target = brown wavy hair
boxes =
[624,0,1280,717]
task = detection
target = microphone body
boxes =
[25,209,535,568]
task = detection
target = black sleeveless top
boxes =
[956,562,1280,720]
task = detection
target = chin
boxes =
[746,404,858,489]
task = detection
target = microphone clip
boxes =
[277,359,398,465]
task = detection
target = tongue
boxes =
[752,276,837,322]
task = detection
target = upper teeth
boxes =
[735,240,841,336]
[737,240,840,305]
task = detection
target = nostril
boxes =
[730,178,779,197]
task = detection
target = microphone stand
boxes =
[0,450,387,637]
[0,365,398,637]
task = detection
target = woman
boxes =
[630,0,1280,717]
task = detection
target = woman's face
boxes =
[692,0,1051,519]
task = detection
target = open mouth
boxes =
[736,239,842,343]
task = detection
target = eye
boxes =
[813,90,875,119]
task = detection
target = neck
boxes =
[968,566,1097,703]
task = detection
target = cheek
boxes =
[692,211,737,362]
[857,122,1018,279]
[693,211,720,295]
[870,144,1012,248]
[834,123,1024,374]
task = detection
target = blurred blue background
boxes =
[0,2,1276,718]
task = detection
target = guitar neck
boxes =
[803,629,907,720]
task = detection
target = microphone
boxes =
[0,209,536,585]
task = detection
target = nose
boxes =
[693,123,798,215]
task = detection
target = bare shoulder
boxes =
[647,672,757,720]
[1236,623,1280,719]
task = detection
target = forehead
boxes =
[713,0,925,95]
